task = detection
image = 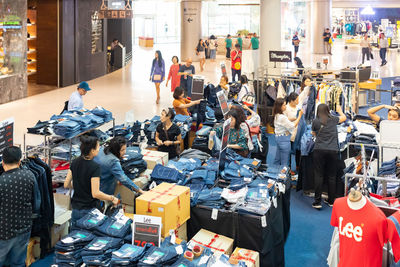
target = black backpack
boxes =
[60,101,69,115]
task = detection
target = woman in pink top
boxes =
[166,56,181,92]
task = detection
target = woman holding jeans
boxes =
[273,98,303,167]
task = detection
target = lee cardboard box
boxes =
[141,149,168,169]
[190,229,234,256]
[229,247,260,267]
[136,183,190,237]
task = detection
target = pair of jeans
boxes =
[168,158,202,172]
[138,245,180,266]
[55,231,95,251]
[274,135,291,167]
[91,106,113,121]
[74,208,107,231]
[313,149,338,204]
[93,210,132,238]
[196,126,212,136]
[0,231,30,267]
[232,68,241,82]
[111,244,148,266]
[81,237,123,257]
[185,169,216,187]
[362,47,370,64]
[174,114,192,125]
[379,48,387,64]
[188,184,205,207]
[226,47,231,58]
[151,164,185,184]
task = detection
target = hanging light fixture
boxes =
[361,5,375,15]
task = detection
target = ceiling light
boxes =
[361,5,375,15]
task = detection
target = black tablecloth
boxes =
[187,179,291,267]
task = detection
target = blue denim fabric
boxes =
[205,106,216,120]
[188,184,205,207]
[300,127,314,156]
[169,257,195,267]
[228,178,249,191]
[184,169,216,187]
[91,106,113,122]
[168,158,202,172]
[274,135,291,167]
[207,254,246,267]
[246,185,269,201]
[174,114,192,125]
[204,158,219,171]
[94,210,133,238]
[221,161,254,180]
[191,248,213,267]
[137,245,180,266]
[150,164,186,184]
[94,148,140,195]
[55,231,95,251]
[81,237,123,257]
[196,126,213,136]
[293,114,306,152]
[196,188,225,208]
[0,231,30,267]
[75,208,108,231]
[110,244,148,266]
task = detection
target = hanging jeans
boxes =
[0,231,31,267]
[313,149,338,205]
[274,135,291,167]
[362,47,370,64]
[379,48,387,64]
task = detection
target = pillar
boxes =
[309,0,332,54]
[180,0,202,61]
[259,0,281,69]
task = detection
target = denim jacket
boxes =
[94,148,140,195]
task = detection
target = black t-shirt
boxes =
[312,116,340,151]
[156,123,181,159]
[323,32,331,42]
[70,156,101,210]
[179,65,195,85]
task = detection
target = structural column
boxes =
[308,0,332,54]
[259,0,281,70]
[180,0,202,61]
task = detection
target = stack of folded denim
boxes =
[174,114,192,139]
[81,236,123,266]
[144,116,161,146]
[110,243,149,266]
[91,106,113,122]
[184,169,217,188]
[53,120,81,138]
[195,187,225,208]
[262,165,289,181]
[55,230,95,266]
[150,164,186,184]
[108,124,131,137]
[300,127,314,156]
[220,161,254,181]
[221,187,248,204]
[75,208,108,231]
[27,120,57,135]
[93,210,133,238]
[88,129,111,143]
[188,184,205,207]
[137,240,181,266]
[180,149,211,162]
[378,158,398,176]
[236,184,271,215]
[121,147,147,179]
[196,125,213,137]
[203,157,219,171]
[167,158,202,174]
[191,136,211,154]
[203,106,217,125]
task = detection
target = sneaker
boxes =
[322,193,328,200]
[312,201,322,209]
[324,199,333,207]
[303,191,315,198]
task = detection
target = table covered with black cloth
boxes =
[187,178,291,267]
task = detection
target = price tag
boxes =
[261,193,267,198]
[190,192,194,198]
[278,183,286,194]
[244,177,252,183]
[61,237,75,244]
[169,229,176,244]
[273,197,277,208]
[261,216,267,228]
[199,255,210,265]
[211,208,218,220]
[149,181,157,190]
[175,245,184,255]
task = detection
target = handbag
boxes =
[153,74,162,80]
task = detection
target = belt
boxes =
[275,133,289,137]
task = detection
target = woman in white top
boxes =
[238,75,254,102]
[284,92,301,170]
[209,36,217,62]
[297,75,312,113]
[360,34,371,64]
[273,98,303,166]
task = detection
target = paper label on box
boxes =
[149,181,157,190]
[278,183,286,194]
[211,208,218,220]
[261,216,267,228]
[170,230,176,244]
[187,241,195,250]
[199,255,210,265]
[158,207,164,212]
[190,192,194,198]
[175,245,183,255]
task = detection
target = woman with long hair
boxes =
[155,108,182,159]
[293,57,304,75]
[311,103,346,209]
[273,98,303,166]
[196,39,207,71]
[150,50,165,104]
[166,56,181,92]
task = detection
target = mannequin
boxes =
[347,188,367,210]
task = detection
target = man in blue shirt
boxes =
[68,81,92,111]
[292,31,300,57]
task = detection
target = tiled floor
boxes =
[1,40,399,147]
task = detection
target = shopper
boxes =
[237,33,243,50]
[209,36,217,62]
[225,34,232,59]
[64,135,119,228]
[297,75,312,109]
[294,57,305,76]
[155,108,182,160]
[195,39,207,72]
[312,104,346,209]
[218,75,230,98]
[68,81,91,111]
[292,31,300,57]
[178,58,195,97]
[379,33,388,66]
[0,146,35,267]
[249,33,260,74]
[172,86,202,116]
[360,34,371,64]
[322,28,332,55]
[166,56,181,92]
[367,104,400,127]
[210,108,249,157]
[231,43,242,82]
[284,92,301,171]
[273,98,303,167]
[149,50,165,104]
[230,105,254,153]
[94,136,145,196]
[237,75,253,102]
[109,38,119,68]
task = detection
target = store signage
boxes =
[132,215,162,247]
[98,10,133,19]
[191,75,205,101]
[269,51,292,63]
[218,118,231,175]
[98,0,133,19]
[216,90,230,119]
[0,118,14,156]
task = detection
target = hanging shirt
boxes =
[387,211,400,263]
[331,197,388,267]
[68,91,84,111]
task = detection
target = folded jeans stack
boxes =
[196,187,225,208]
[184,169,216,188]
[168,158,202,174]
[75,208,108,231]
[110,243,149,266]
[91,106,113,122]
[150,164,186,184]
[121,147,147,179]
[81,236,123,266]
[93,209,133,238]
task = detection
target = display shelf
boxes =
[27,9,37,80]
[28,37,37,40]
[28,70,37,76]
[27,60,37,64]
[27,49,36,54]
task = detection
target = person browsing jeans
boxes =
[64,135,119,228]
[155,108,183,160]
[273,98,303,167]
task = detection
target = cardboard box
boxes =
[190,229,234,256]
[26,237,40,266]
[51,222,69,248]
[135,169,152,188]
[114,169,152,205]
[136,183,190,237]
[229,247,260,267]
[141,149,169,170]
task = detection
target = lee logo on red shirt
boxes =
[339,216,363,242]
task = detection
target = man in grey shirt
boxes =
[379,33,389,66]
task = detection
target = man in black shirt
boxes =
[0,146,35,266]
[322,28,332,55]
[178,58,195,97]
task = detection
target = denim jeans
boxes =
[55,231,95,251]
[81,237,123,257]
[151,164,185,184]
[274,135,291,167]
[0,231,30,267]
[74,208,107,231]
[111,244,148,265]
[138,245,180,266]
[168,158,202,172]
[93,210,132,238]
[196,126,213,136]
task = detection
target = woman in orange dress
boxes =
[166,56,181,92]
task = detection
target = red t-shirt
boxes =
[331,197,388,267]
[231,50,242,70]
[388,211,400,263]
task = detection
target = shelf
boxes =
[27,60,37,64]
[27,49,36,54]
[28,70,37,76]
[28,37,37,40]
[27,23,36,26]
